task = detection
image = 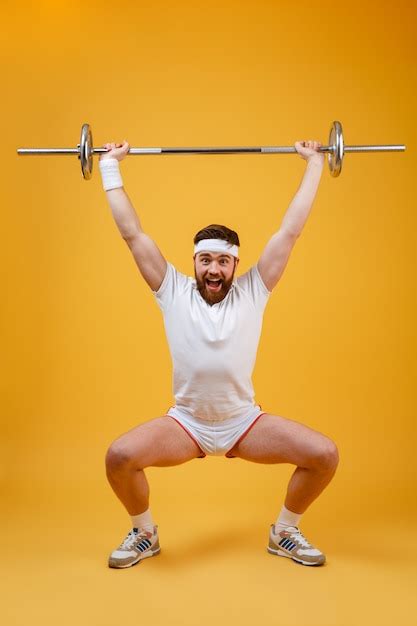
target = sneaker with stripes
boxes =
[108,525,161,569]
[267,524,325,566]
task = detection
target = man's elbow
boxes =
[280,225,301,241]
[123,228,145,244]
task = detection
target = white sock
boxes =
[130,508,155,533]
[275,504,302,533]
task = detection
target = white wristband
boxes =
[99,158,124,191]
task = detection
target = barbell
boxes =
[17,121,405,180]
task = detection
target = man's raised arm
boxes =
[258,140,325,292]
[99,141,167,292]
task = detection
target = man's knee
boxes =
[310,438,339,471]
[105,440,141,473]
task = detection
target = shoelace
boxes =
[119,528,149,550]
[285,526,312,549]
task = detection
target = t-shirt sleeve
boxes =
[236,263,271,310]
[152,261,190,312]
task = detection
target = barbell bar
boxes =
[17,121,406,180]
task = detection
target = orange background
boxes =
[2,1,416,625]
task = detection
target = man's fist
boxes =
[294,140,324,164]
[99,141,130,162]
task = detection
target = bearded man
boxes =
[99,138,339,569]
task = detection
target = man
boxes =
[99,137,339,569]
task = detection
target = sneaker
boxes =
[108,525,161,569]
[267,524,325,566]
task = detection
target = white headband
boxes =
[194,239,239,258]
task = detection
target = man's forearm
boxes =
[280,158,324,237]
[105,187,143,239]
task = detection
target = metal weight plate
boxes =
[328,121,344,177]
[79,123,93,179]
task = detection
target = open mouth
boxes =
[206,278,222,292]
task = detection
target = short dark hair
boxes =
[193,224,240,247]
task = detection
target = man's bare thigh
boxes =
[227,413,335,466]
[108,415,203,468]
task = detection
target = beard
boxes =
[194,263,236,305]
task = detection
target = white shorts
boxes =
[164,404,266,458]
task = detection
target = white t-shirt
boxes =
[153,262,271,421]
